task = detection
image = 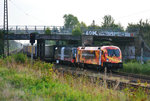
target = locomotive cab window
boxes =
[107,49,120,57]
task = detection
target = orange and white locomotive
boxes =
[75,46,123,70]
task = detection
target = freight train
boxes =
[23,45,123,70]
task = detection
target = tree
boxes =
[101,15,124,32]
[127,19,150,46]
[63,14,79,28]
[72,27,82,36]
[126,19,150,34]
[88,20,100,29]
[45,27,51,34]
[101,15,115,27]
[126,23,140,32]
[80,21,87,28]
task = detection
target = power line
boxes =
[117,9,150,20]
[9,0,48,24]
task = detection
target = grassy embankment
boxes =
[0,53,149,101]
[119,61,150,76]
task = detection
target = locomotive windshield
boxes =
[107,49,120,57]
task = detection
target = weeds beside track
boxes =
[54,64,150,91]
[0,53,150,101]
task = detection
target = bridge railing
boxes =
[0,25,136,37]
[0,25,72,35]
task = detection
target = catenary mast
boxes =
[3,0,9,56]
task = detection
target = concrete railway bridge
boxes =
[0,25,145,61]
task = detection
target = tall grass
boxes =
[13,53,27,63]
[0,54,149,101]
[119,62,150,75]
[3,53,28,64]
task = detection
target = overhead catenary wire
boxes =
[117,9,150,20]
[8,0,49,25]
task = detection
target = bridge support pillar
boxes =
[0,32,4,56]
[37,39,45,60]
[82,36,93,46]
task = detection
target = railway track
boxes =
[53,64,150,91]
[4,48,22,55]
[112,71,150,83]
[9,48,23,55]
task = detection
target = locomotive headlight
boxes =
[106,58,109,62]
[56,60,59,64]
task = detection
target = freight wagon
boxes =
[23,45,56,61]
[54,46,77,64]
[23,45,37,58]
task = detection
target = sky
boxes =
[1,0,150,29]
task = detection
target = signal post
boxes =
[30,33,35,64]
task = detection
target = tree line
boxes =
[63,14,150,46]
[63,14,124,33]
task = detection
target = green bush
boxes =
[0,55,3,59]
[32,60,53,71]
[45,27,51,34]
[120,62,150,75]
[72,27,82,36]
[3,55,13,65]
[13,53,27,63]
[146,60,150,64]
[43,62,53,69]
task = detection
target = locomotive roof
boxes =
[101,46,120,49]
[78,46,120,50]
